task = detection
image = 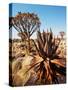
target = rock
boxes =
[12,55,34,86]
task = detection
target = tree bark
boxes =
[28,36,31,54]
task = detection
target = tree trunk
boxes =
[28,36,31,54]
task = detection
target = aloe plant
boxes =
[25,28,66,84]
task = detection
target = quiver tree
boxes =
[25,28,66,84]
[9,12,40,54]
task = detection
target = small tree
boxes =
[59,31,65,39]
[10,12,40,54]
[18,32,27,42]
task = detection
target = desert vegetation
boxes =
[9,12,66,86]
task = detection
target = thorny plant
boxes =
[25,29,66,84]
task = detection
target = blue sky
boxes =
[9,3,66,39]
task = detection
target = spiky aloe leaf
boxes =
[26,29,66,84]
